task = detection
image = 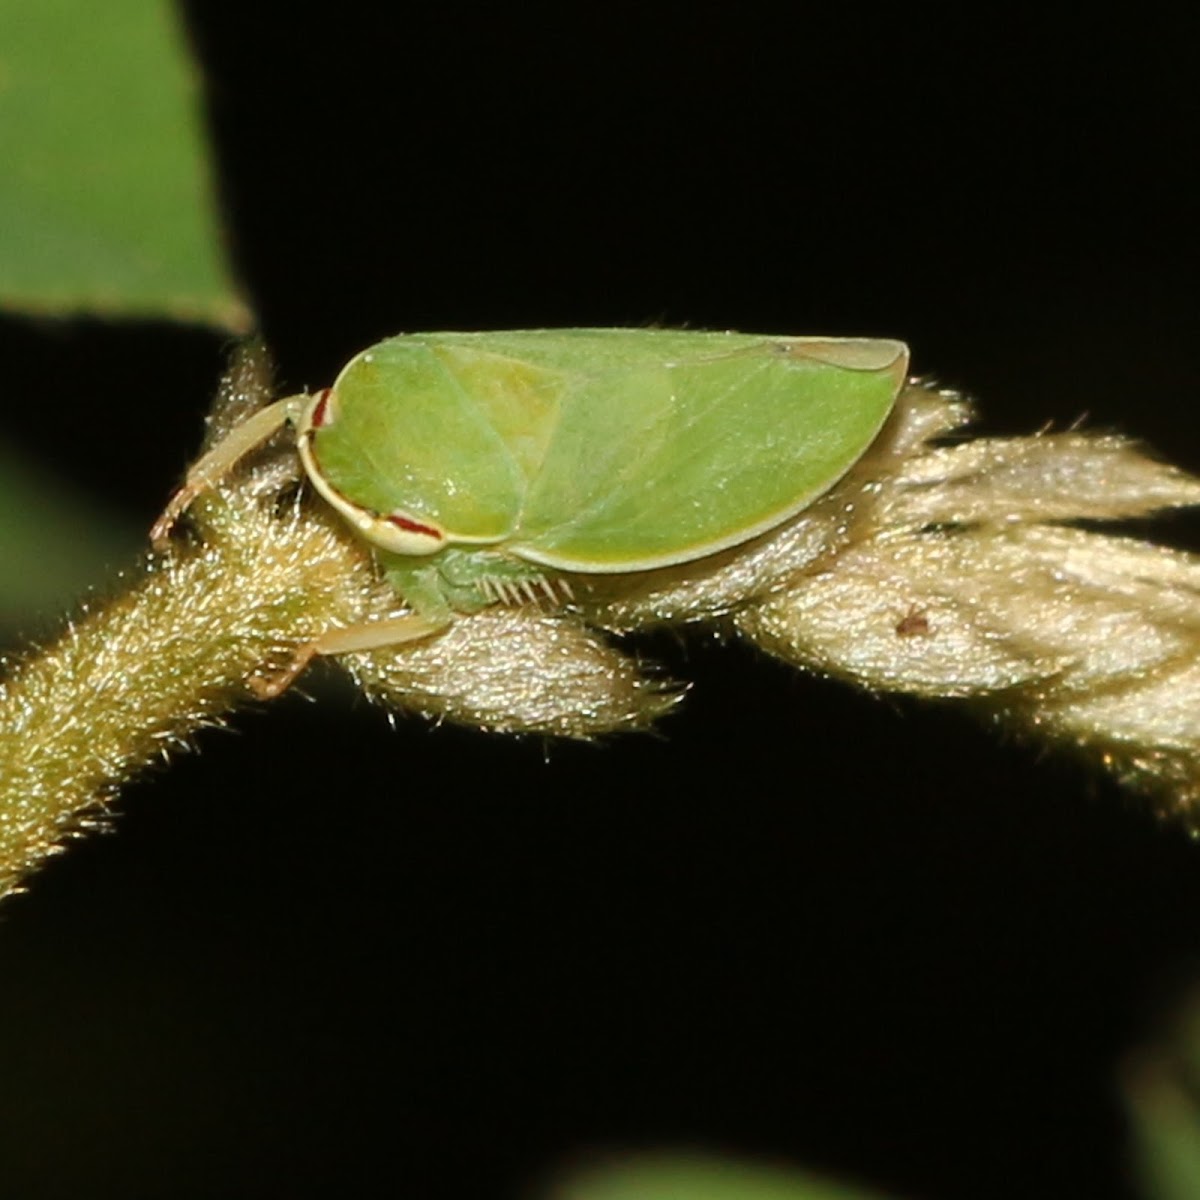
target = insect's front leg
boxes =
[248,613,448,699]
[151,396,305,551]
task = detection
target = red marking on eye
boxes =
[386,513,443,540]
[311,389,333,428]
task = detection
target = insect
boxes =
[151,329,909,693]
[895,606,932,637]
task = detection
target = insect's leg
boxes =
[150,395,305,551]
[248,613,447,700]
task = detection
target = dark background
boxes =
[2,7,1200,1198]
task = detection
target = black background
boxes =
[3,7,1200,1198]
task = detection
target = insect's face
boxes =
[295,387,448,557]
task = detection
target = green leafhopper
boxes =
[152,329,909,692]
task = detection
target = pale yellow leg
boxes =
[150,396,304,551]
[248,613,447,699]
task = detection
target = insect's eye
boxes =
[367,511,445,556]
[309,389,335,429]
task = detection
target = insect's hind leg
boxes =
[248,613,448,699]
[151,395,305,551]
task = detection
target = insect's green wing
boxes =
[313,330,906,572]
[509,333,908,571]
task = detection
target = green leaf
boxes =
[0,437,134,628]
[1125,988,1200,1200]
[0,0,249,330]
[547,1153,897,1200]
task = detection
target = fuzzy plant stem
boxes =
[7,349,1200,896]
[0,487,675,900]
[0,491,379,898]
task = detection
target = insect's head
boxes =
[295,386,448,556]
